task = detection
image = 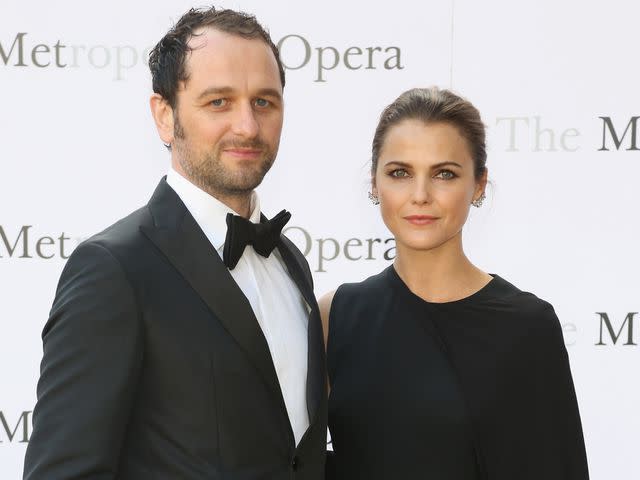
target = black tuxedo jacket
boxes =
[23,179,328,480]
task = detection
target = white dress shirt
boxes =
[166,168,310,445]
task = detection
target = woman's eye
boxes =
[390,169,409,178]
[435,170,456,180]
[255,98,270,107]
[211,98,227,107]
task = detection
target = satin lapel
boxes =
[139,180,286,412]
[276,235,326,426]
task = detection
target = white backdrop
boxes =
[1,1,639,478]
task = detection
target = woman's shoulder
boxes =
[488,274,561,334]
[332,268,392,306]
[319,269,392,340]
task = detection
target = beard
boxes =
[173,118,276,198]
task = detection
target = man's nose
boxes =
[231,102,259,138]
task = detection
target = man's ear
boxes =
[150,94,175,146]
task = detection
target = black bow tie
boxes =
[223,209,291,270]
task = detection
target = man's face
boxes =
[171,28,284,197]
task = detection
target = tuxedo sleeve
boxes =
[23,242,143,480]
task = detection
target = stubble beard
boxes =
[173,120,276,199]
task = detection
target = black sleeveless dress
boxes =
[326,266,590,480]
[327,266,483,479]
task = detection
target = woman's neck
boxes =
[393,234,492,303]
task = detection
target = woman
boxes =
[320,87,589,479]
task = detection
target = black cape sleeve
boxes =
[435,294,589,480]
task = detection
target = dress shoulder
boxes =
[330,269,391,321]
[487,275,564,346]
[327,269,392,368]
[333,268,389,299]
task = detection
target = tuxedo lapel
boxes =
[140,180,287,415]
[274,238,315,310]
[276,234,326,427]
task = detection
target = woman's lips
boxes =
[403,215,438,225]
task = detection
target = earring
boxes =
[471,192,486,208]
[368,191,380,205]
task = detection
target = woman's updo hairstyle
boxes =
[371,87,487,180]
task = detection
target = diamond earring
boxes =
[472,192,486,208]
[368,191,380,205]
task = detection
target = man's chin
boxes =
[229,165,272,188]
[219,174,267,195]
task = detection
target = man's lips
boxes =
[223,148,263,159]
[403,215,439,225]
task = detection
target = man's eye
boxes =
[255,98,270,107]
[390,169,409,178]
[211,99,227,107]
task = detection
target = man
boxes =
[23,7,327,479]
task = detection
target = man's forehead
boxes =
[177,27,280,94]
[186,27,266,52]
[183,27,274,72]
[186,26,219,50]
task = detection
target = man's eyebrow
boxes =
[255,88,283,100]
[196,87,283,101]
[196,86,234,100]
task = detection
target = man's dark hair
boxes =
[148,7,285,109]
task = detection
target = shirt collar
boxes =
[166,167,261,251]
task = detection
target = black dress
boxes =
[326,266,589,480]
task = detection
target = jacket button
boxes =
[291,456,299,471]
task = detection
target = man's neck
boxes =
[210,192,252,219]
[170,164,254,218]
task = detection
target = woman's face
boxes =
[373,120,486,253]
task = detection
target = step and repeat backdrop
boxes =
[1,0,638,478]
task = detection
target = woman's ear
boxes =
[474,167,488,201]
